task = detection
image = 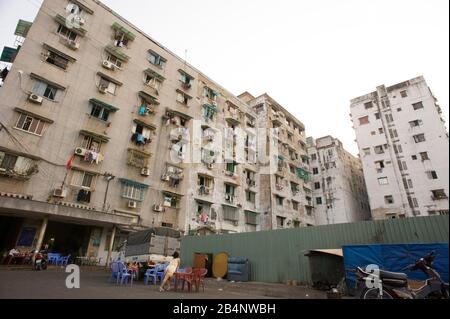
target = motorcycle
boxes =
[34,249,48,271]
[356,251,449,299]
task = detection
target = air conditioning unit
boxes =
[53,187,67,198]
[74,147,86,156]
[128,200,137,209]
[161,174,170,181]
[98,86,108,94]
[67,40,79,50]
[141,167,150,176]
[207,163,213,169]
[77,17,85,26]
[102,60,115,70]
[206,135,214,142]
[28,93,43,104]
[153,204,164,212]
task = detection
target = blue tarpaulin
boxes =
[343,243,449,294]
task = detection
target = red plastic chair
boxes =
[195,268,208,292]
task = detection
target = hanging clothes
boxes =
[77,189,91,203]
[139,105,147,116]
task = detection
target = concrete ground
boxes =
[0,265,328,299]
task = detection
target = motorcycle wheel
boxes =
[360,287,394,299]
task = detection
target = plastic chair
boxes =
[118,262,135,286]
[195,268,208,292]
[175,267,193,292]
[48,253,61,265]
[144,264,161,285]
[156,263,168,282]
[57,254,71,266]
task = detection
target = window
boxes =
[144,74,162,90]
[15,113,45,135]
[409,119,423,127]
[106,53,122,69]
[407,197,419,208]
[426,171,438,180]
[358,116,369,125]
[398,160,407,171]
[431,189,447,200]
[312,167,319,175]
[245,211,258,225]
[397,108,402,112]
[375,160,384,171]
[202,104,216,121]
[413,133,425,143]
[223,205,238,221]
[81,135,101,152]
[316,197,322,205]
[204,87,217,101]
[364,101,373,109]
[147,50,166,68]
[163,194,179,208]
[226,162,236,173]
[71,170,95,189]
[314,182,321,190]
[246,190,256,204]
[371,131,376,136]
[275,195,284,206]
[32,80,58,100]
[179,71,192,87]
[375,112,381,120]
[90,104,110,122]
[385,113,394,123]
[412,102,424,110]
[419,152,429,161]
[378,177,388,185]
[374,145,384,154]
[45,50,69,70]
[291,182,299,194]
[287,133,293,141]
[292,201,299,210]
[378,128,384,134]
[176,91,190,106]
[362,148,371,156]
[393,144,403,154]
[276,216,285,228]
[389,129,398,138]
[225,184,236,199]
[384,195,394,204]
[411,155,417,160]
[0,153,18,170]
[99,77,116,94]
[57,24,77,41]
[311,153,317,161]
[400,90,408,98]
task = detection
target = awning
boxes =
[14,107,54,123]
[97,72,123,86]
[14,20,32,38]
[162,190,183,198]
[111,22,136,40]
[43,43,76,62]
[138,91,159,105]
[119,178,149,189]
[71,0,94,14]
[133,119,156,130]
[89,98,119,112]
[178,69,195,79]
[166,108,193,121]
[305,249,343,257]
[0,46,19,63]
[203,103,217,112]
[105,45,130,61]
[195,198,214,205]
[79,129,110,143]
[127,148,151,157]
[143,68,165,81]
[296,167,310,182]
[30,73,66,90]
[222,203,238,209]
[244,210,259,214]
[54,14,87,36]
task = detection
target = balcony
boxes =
[198,185,212,196]
[246,179,256,188]
[225,108,242,126]
[74,147,104,165]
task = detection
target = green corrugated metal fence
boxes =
[181,215,449,283]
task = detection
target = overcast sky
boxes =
[1,0,448,155]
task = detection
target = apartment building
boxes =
[239,92,315,229]
[350,76,449,219]
[307,136,371,225]
[0,0,315,263]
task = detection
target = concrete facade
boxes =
[0,0,315,262]
[307,136,371,225]
[350,76,449,219]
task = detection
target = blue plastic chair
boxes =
[157,263,168,282]
[118,262,135,286]
[57,254,71,266]
[48,253,61,265]
[144,263,164,285]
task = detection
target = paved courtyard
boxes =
[0,266,328,299]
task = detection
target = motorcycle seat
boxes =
[379,270,407,280]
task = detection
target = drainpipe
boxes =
[32,216,48,264]
[105,225,116,267]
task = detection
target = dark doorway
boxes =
[43,221,91,259]
[0,216,23,254]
